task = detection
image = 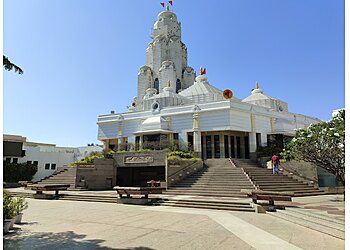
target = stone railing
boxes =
[167,159,203,188]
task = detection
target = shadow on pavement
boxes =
[3,230,155,250]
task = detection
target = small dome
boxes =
[195,75,208,83]
[157,10,177,21]
[252,88,263,94]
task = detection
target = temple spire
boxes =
[255,81,259,89]
[166,5,170,11]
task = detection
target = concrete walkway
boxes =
[3,194,345,250]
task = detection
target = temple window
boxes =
[154,78,159,94]
[176,79,181,93]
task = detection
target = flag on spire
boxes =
[199,67,207,75]
[168,1,173,6]
[160,2,165,7]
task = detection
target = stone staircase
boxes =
[158,198,255,212]
[164,159,256,198]
[270,207,345,239]
[34,166,78,189]
[233,159,325,196]
[161,159,256,212]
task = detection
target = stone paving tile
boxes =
[327,210,345,215]
[304,205,339,210]
[4,192,345,249]
[234,211,344,250]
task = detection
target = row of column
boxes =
[193,132,268,160]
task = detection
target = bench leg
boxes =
[144,194,149,199]
[126,194,131,198]
[36,191,43,195]
[269,198,274,206]
[119,194,123,198]
[252,198,257,204]
[55,190,59,199]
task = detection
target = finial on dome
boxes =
[166,5,169,11]
[199,67,206,75]
[255,81,259,89]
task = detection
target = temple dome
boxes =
[242,83,288,112]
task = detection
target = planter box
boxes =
[15,213,23,224]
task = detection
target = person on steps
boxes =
[271,154,280,174]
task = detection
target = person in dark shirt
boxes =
[271,154,280,174]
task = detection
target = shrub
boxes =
[13,196,28,215]
[71,153,103,166]
[103,149,115,159]
[257,146,282,158]
[167,155,182,165]
[4,162,38,182]
[3,191,16,219]
[168,151,195,159]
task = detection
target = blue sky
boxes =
[4,0,344,147]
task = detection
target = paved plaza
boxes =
[3,194,345,250]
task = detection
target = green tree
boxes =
[281,110,345,185]
[3,162,37,182]
[3,55,23,74]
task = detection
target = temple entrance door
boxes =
[224,135,229,158]
[244,136,250,159]
[206,135,212,158]
[214,135,220,158]
[187,134,194,151]
[236,137,241,158]
[230,136,235,158]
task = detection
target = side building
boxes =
[3,134,103,182]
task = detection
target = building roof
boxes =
[179,75,240,103]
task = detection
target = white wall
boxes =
[18,144,103,182]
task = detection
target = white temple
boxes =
[97,6,320,159]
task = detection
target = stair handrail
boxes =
[167,160,202,180]
[231,158,259,190]
[229,158,237,167]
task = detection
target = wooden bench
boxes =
[241,189,294,210]
[27,184,71,199]
[113,186,165,199]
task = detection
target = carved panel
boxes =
[124,155,154,164]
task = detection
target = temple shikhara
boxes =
[97,6,320,160]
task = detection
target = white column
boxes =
[192,113,201,155]
[117,138,123,151]
[103,140,109,151]
[220,133,225,158]
[140,135,143,149]
[249,132,257,160]
[193,131,201,153]
[261,133,268,147]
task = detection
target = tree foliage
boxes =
[4,162,37,182]
[3,55,23,74]
[281,110,345,185]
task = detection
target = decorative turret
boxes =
[251,81,263,94]
[135,7,196,110]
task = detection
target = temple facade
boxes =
[97,7,320,160]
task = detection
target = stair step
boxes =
[160,202,254,212]
[271,209,344,239]
[164,191,247,198]
[163,200,252,208]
